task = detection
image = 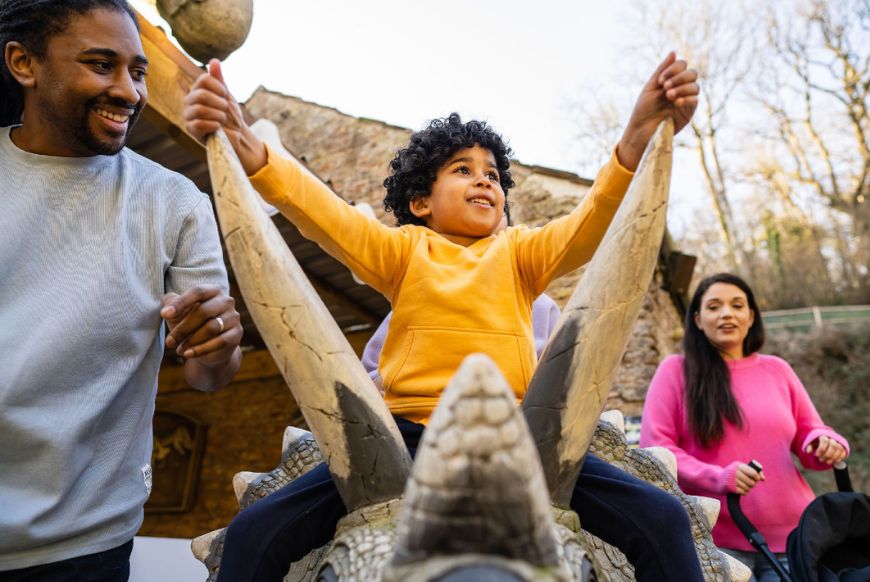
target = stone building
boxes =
[130,15,694,540]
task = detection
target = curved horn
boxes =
[206,129,411,511]
[390,354,564,576]
[522,120,674,505]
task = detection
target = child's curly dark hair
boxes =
[383,113,515,227]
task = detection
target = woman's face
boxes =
[694,282,755,360]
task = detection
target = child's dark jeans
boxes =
[216,417,704,582]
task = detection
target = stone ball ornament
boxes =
[156,0,254,62]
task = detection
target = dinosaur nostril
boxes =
[316,564,340,582]
[434,565,525,582]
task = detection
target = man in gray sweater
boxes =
[0,1,242,579]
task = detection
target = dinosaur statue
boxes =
[187,119,753,582]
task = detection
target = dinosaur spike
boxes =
[689,495,721,530]
[722,550,753,582]
[522,120,674,505]
[283,425,311,454]
[643,446,678,481]
[598,410,626,436]
[390,354,564,573]
[232,471,262,503]
[191,528,223,563]
[206,129,411,512]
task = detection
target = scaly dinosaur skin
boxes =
[193,400,750,581]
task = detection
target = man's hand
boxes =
[617,52,699,171]
[183,59,267,175]
[161,285,242,366]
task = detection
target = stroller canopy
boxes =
[787,492,870,582]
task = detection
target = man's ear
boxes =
[5,41,38,89]
[409,197,432,220]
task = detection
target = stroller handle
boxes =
[833,462,853,493]
[726,492,792,581]
[726,461,853,582]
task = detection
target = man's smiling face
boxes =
[24,7,148,156]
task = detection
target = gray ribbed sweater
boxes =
[0,126,228,570]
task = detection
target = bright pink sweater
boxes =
[640,353,850,552]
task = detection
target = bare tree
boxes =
[747,153,837,300]
[567,0,868,307]
[650,0,759,280]
[753,0,870,298]
[566,90,630,178]
[569,0,758,279]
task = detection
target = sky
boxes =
[132,0,703,232]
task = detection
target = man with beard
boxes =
[0,1,243,579]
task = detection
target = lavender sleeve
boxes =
[361,312,392,381]
[532,293,561,358]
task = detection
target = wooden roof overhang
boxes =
[132,13,390,358]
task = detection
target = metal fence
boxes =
[763,305,870,333]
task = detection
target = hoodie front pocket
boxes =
[384,326,532,399]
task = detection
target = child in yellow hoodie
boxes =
[185,53,702,582]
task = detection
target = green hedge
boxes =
[767,328,869,495]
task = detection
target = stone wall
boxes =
[611,272,685,415]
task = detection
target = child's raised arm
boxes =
[616,52,699,171]
[182,60,411,299]
[515,54,697,293]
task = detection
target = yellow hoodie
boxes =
[249,147,633,424]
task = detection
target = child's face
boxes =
[409,145,505,245]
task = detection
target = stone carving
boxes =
[156,0,253,62]
[193,122,753,581]
[146,410,206,513]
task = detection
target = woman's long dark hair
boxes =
[683,273,765,447]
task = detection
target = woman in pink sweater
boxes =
[640,273,850,581]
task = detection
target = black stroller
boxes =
[727,461,870,582]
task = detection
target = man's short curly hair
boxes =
[383,113,515,227]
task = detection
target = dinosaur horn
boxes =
[522,119,674,506]
[388,354,568,581]
[206,129,411,511]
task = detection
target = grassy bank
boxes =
[767,327,869,494]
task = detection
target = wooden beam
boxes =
[345,330,375,356]
[158,349,281,394]
[135,11,208,162]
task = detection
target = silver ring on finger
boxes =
[215,316,225,334]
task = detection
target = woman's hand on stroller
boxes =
[806,435,848,465]
[735,461,765,494]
